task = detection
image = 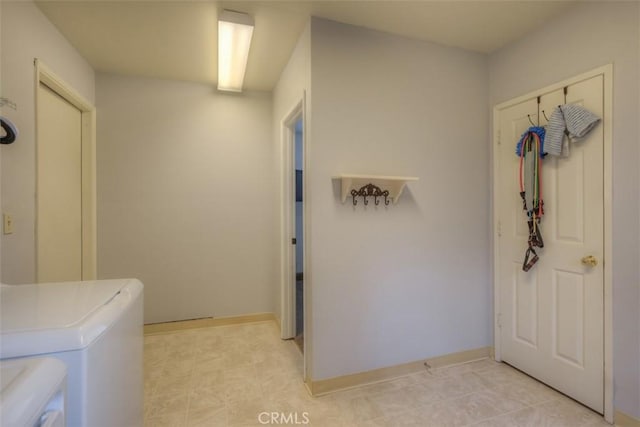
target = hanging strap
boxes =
[518,131,544,217]
[522,247,539,272]
[527,219,544,249]
[518,129,545,271]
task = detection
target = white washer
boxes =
[0,279,144,427]
[1,357,66,427]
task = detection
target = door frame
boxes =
[492,64,613,422]
[279,92,309,380]
[35,59,97,281]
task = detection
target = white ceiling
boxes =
[35,1,577,92]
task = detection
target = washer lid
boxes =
[1,280,126,331]
[0,279,143,358]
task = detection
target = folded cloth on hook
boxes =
[563,104,601,137]
[545,104,600,157]
[545,108,568,156]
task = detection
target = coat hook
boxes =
[351,183,389,206]
[527,114,536,126]
[542,110,550,122]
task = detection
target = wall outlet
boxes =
[3,213,14,234]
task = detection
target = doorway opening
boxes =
[280,96,308,379]
[293,117,304,352]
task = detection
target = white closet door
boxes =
[497,75,604,413]
[37,82,83,283]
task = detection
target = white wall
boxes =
[96,73,275,324]
[272,24,311,325]
[0,1,95,284]
[308,18,490,380]
[489,1,640,417]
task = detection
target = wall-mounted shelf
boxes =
[334,174,419,205]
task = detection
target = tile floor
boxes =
[144,321,610,427]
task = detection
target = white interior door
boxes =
[37,82,83,282]
[497,75,604,413]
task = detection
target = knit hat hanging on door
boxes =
[514,90,600,272]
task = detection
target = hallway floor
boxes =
[144,321,609,427]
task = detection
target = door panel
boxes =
[514,262,538,347]
[498,75,604,413]
[37,83,83,282]
[555,150,584,242]
[553,269,584,367]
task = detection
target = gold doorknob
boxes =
[581,255,598,267]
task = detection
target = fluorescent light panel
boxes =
[218,10,254,92]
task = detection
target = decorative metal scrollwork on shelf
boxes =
[350,183,390,206]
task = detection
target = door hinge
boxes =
[497,129,501,146]
[497,220,502,237]
[497,313,502,328]
[291,238,296,245]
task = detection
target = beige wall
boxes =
[489,1,640,417]
[0,1,95,284]
[96,73,276,324]
[307,18,491,380]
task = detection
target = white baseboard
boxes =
[306,346,492,396]
[143,313,276,334]
[615,410,640,427]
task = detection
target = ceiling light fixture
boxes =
[217,10,254,92]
